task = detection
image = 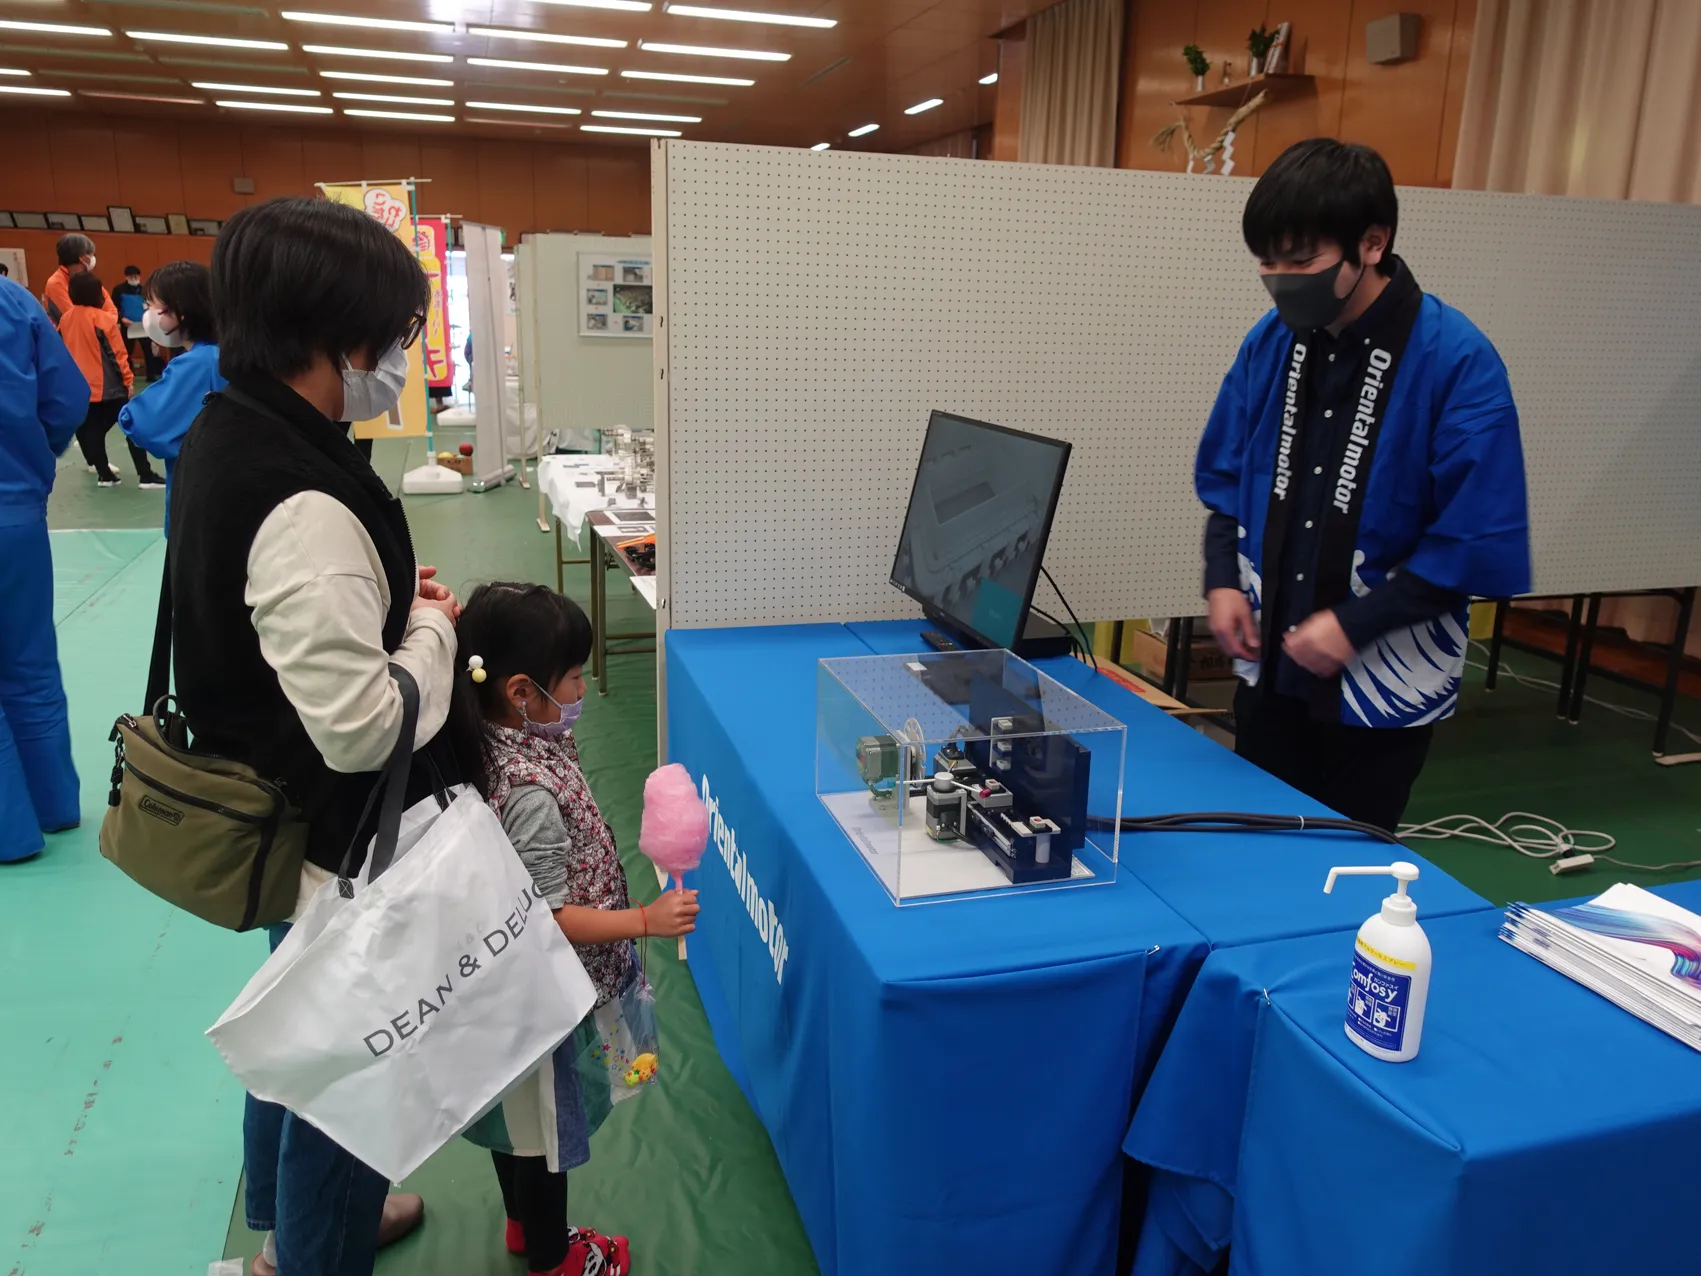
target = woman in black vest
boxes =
[171,197,456,1276]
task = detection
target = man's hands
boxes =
[1283,609,1357,676]
[1206,587,1260,661]
[413,565,461,623]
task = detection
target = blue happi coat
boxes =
[1196,293,1531,728]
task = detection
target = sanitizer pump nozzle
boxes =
[1324,861,1431,1062]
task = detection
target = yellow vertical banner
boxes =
[321,182,429,440]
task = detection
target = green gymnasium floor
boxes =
[10,439,1701,1275]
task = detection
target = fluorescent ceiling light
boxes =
[126,31,289,50]
[343,107,456,122]
[468,115,574,129]
[83,90,205,104]
[979,71,997,85]
[0,20,110,37]
[218,98,332,112]
[467,56,607,74]
[904,97,942,115]
[0,83,71,96]
[809,141,829,151]
[304,44,454,63]
[193,81,323,95]
[638,40,788,60]
[334,91,454,105]
[0,67,31,76]
[591,108,699,121]
[283,11,454,34]
[469,26,626,48]
[620,68,752,85]
[319,69,453,86]
[663,4,835,26]
[581,123,682,135]
[467,99,582,114]
[530,0,651,10]
[847,122,877,137]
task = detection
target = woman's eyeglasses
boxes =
[401,311,427,350]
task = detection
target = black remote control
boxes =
[921,629,960,653]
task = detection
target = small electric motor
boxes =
[924,771,967,841]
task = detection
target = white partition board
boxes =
[654,141,1701,630]
[527,232,653,452]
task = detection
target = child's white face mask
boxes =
[340,342,408,421]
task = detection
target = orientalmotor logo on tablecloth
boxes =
[701,775,791,985]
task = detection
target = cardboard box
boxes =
[436,454,473,475]
[1122,623,1236,682]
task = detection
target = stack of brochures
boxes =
[1500,883,1701,1052]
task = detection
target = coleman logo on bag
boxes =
[139,794,186,826]
[363,886,542,1058]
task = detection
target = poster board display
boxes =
[415,216,455,390]
[579,251,652,338]
[321,182,429,440]
[0,248,26,288]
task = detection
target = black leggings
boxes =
[75,399,156,480]
[491,1150,571,1272]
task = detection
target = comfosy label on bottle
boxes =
[1347,949,1411,1051]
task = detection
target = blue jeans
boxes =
[243,924,390,1275]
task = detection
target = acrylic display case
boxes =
[817,650,1125,905]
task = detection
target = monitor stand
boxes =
[922,610,1074,662]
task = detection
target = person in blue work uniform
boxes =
[0,270,95,861]
[1197,138,1531,831]
[119,260,223,528]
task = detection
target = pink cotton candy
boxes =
[639,763,709,875]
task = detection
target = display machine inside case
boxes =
[818,650,1125,904]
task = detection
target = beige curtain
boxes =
[1018,0,1123,167]
[1455,0,1701,656]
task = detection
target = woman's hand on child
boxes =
[645,889,700,937]
[415,566,462,621]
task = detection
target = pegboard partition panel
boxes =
[655,141,1701,630]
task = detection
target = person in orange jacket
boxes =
[57,271,163,488]
[40,232,114,326]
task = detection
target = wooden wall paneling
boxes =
[991,24,1026,161]
[1116,0,1201,172]
[533,147,590,232]
[1435,0,1478,187]
[1244,0,1354,173]
[299,131,364,189]
[1339,0,1460,186]
[178,124,247,220]
[475,140,537,237]
[417,140,480,221]
[2,229,211,293]
[584,150,650,234]
[238,127,309,203]
[113,120,186,217]
[47,122,121,215]
[0,118,59,213]
[357,135,424,188]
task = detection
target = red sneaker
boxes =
[532,1228,631,1276]
[506,1218,526,1255]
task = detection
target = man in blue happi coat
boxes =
[1197,138,1531,831]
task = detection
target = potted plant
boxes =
[1248,25,1277,76]
[1183,43,1211,92]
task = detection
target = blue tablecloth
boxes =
[668,625,1209,1276]
[1124,879,1701,1276]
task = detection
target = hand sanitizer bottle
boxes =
[1323,862,1431,1063]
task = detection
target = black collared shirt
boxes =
[1203,259,1464,698]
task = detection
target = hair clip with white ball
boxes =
[467,655,486,684]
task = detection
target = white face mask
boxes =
[142,308,184,349]
[83,254,97,271]
[340,343,408,422]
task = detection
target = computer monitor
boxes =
[890,411,1072,654]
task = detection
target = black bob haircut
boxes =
[68,271,105,308]
[57,233,96,266]
[442,583,594,797]
[1242,138,1398,273]
[146,260,217,345]
[212,196,428,382]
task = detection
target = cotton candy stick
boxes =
[638,763,709,959]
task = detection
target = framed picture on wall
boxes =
[0,213,13,229]
[14,213,47,230]
[187,219,220,237]
[81,215,111,233]
[47,213,80,231]
[167,214,190,235]
[135,215,169,234]
[108,206,136,234]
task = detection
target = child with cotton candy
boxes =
[443,581,700,1276]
